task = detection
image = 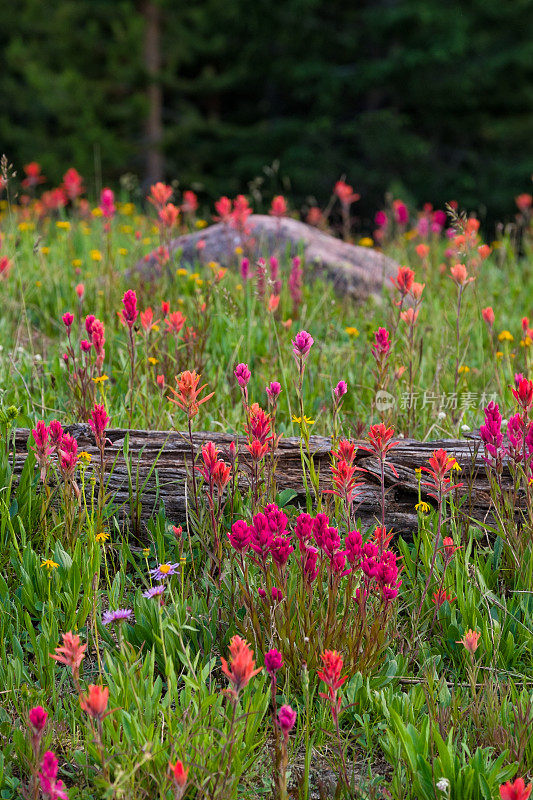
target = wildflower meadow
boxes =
[0,162,532,800]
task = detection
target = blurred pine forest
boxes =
[1,0,532,219]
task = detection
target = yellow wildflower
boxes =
[120,224,133,234]
[56,220,71,230]
[90,249,102,262]
[458,365,470,374]
[78,451,92,464]
[142,237,151,245]
[41,559,59,571]
[96,531,110,543]
[415,501,431,514]
[358,237,374,247]
[235,246,243,255]
[176,268,188,276]
[345,326,360,337]
[148,357,158,365]
[93,374,109,384]
[196,219,208,229]
[498,330,514,343]
[118,248,128,256]
[72,258,82,268]
[18,222,35,232]
[91,207,103,217]
[41,246,50,255]
[292,414,316,425]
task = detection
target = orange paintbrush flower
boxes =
[221,635,262,696]
[80,684,110,719]
[168,370,214,418]
[50,631,87,681]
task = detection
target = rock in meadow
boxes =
[134,214,398,300]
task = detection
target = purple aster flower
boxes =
[102,608,134,626]
[150,562,180,581]
[142,584,166,599]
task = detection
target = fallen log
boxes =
[132,214,398,301]
[10,427,513,535]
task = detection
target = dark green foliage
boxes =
[1,0,532,218]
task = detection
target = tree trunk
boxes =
[142,0,164,187]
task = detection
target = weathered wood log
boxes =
[11,427,514,535]
[133,214,398,301]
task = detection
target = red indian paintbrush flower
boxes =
[80,684,110,719]
[159,203,180,228]
[334,180,359,206]
[221,635,262,696]
[422,448,462,499]
[390,265,414,295]
[277,704,297,739]
[270,195,288,217]
[99,187,115,220]
[29,706,48,736]
[62,167,84,200]
[165,311,186,335]
[457,629,481,655]
[120,290,138,328]
[512,377,533,411]
[89,403,109,449]
[22,161,45,188]
[318,649,347,722]
[329,458,363,506]
[500,778,532,800]
[432,588,456,607]
[39,751,68,800]
[50,631,87,681]
[140,307,160,333]
[360,423,399,460]
[169,758,189,798]
[182,189,198,213]
[148,181,173,209]
[168,370,214,418]
[442,536,460,562]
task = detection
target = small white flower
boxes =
[501,418,508,428]
[437,411,446,420]
[34,353,42,362]
[436,778,450,793]
[461,424,469,432]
